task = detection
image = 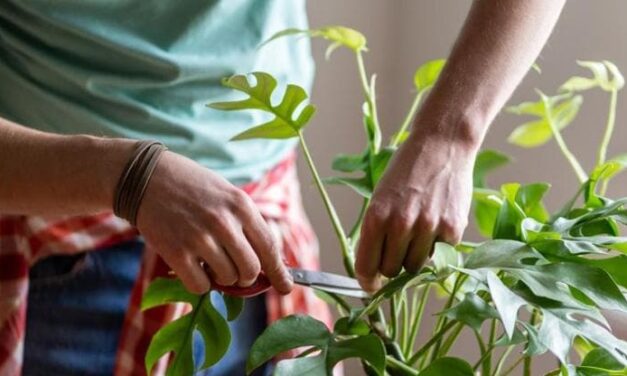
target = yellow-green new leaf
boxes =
[414,59,446,91]
[507,94,582,148]
[260,26,367,59]
[207,72,316,140]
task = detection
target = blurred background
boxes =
[299,0,627,374]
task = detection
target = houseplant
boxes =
[142,26,627,376]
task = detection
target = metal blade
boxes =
[288,268,369,298]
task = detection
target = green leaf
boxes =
[507,95,583,148]
[492,184,527,240]
[515,183,550,222]
[331,152,368,173]
[370,147,394,185]
[473,149,511,188]
[274,355,327,376]
[261,26,367,56]
[322,176,372,198]
[222,294,244,321]
[486,271,527,338]
[248,315,386,375]
[207,72,315,140]
[420,357,474,376]
[414,59,446,91]
[473,188,503,237]
[142,287,231,376]
[432,242,462,276]
[581,348,624,370]
[560,60,625,92]
[442,292,498,331]
[333,317,371,336]
[327,335,386,374]
[247,315,331,374]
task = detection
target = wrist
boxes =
[408,107,485,155]
[70,135,136,210]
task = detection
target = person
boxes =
[0,0,565,375]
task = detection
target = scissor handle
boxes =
[211,273,272,298]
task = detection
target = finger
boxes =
[216,219,262,288]
[355,212,385,293]
[403,219,437,273]
[237,197,293,295]
[438,219,465,246]
[198,235,239,286]
[162,252,211,294]
[379,223,412,278]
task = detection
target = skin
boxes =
[0,118,293,295]
[356,0,567,292]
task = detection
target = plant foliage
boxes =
[143,25,627,376]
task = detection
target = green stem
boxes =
[356,51,382,153]
[598,89,618,166]
[391,91,424,147]
[348,198,370,247]
[502,356,525,376]
[493,346,515,376]
[408,320,457,366]
[439,321,465,357]
[390,294,399,340]
[405,285,430,357]
[524,310,539,376]
[400,292,409,351]
[386,356,418,376]
[431,274,465,361]
[543,95,587,183]
[483,319,497,376]
[298,133,354,277]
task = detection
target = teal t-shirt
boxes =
[0,0,313,184]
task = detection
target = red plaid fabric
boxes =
[0,152,331,376]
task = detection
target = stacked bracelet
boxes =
[113,140,167,226]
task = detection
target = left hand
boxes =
[355,121,478,292]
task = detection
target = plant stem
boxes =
[430,274,465,362]
[391,90,424,147]
[348,198,370,247]
[598,89,618,166]
[483,319,497,376]
[390,294,399,340]
[405,285,431,357]
[400,292,409,351]
[439,321,465,357]
[494,346,515,376]
[386,356,419,376]
[408,320,458,366]
[356,51,382,153]
[524,310,539,376]
[543,95,588,183]
[502,356,525,376]
[298,133,355,276]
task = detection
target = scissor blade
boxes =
[288,268,369,298]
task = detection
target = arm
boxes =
[0,117,292,294]
[356,0,566,291]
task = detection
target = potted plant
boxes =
[142,26,627,376]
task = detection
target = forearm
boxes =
[0,117,134,215]
[415,0,566,146]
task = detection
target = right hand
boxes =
[136,151,293,295]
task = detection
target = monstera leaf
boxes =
[246,315,386,376]
[207,72,315,141]
[141,278,244,376]
[459,240,627,367]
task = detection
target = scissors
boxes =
[211,268,370,299]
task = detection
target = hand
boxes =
[355,123,477,292]
[136,151,293,295]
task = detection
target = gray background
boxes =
[299,1,627,374]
